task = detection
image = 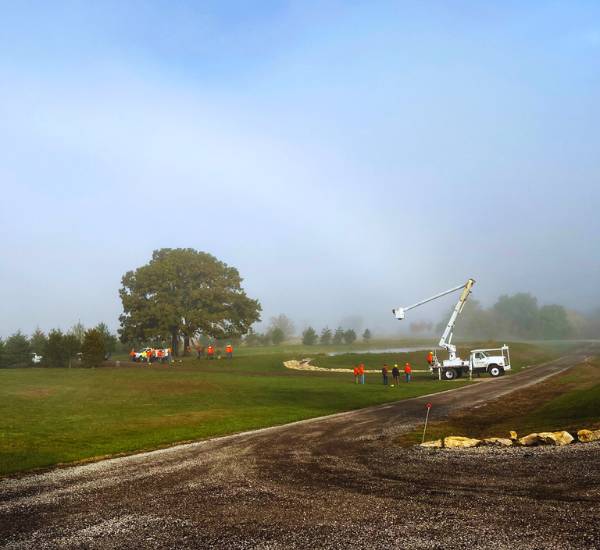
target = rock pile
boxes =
[421,428,599,449]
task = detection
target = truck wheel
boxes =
[488,365,503,377]
[442,369,457,380]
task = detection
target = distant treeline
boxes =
[435,293,600,340]
[0,322,117,369]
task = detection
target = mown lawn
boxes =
[0,341,571,475]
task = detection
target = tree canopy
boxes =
[81,329,106,368]
[302,326,318,346]
[268,314,295,341]
[119,248,261,354]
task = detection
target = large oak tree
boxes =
[119,248,261,354]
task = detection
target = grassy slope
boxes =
[0,341,572,475]
[398,354,600,446]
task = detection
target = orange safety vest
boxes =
[226,345,233,353]
[207,346,214,354]
[404,364,412,374]
[427,352,433,363]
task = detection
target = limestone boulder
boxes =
[577,429,600,443]
[443,436,481,448]
[420,439,442,448]
[480,437,513,447]
[539,431,574,446]
[518,433,540,446]
[519,431,574,446]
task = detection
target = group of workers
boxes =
[129,348,172,364]
[352,353,435,385]
[353,364,366,384]
[381,363,412,385]
[352,362,412,385]
[195,344,234,359]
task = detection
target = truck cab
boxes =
[469,345,511,377]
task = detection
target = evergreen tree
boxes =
[362,328,372,342]
[343,329,357,345]
[302,326,318,346]
[4,332,32,368]
[95,323,118,355]
[30,328,48,356]
[332,327,344,345]
[320,327,332,345]
[44,329,67,368]
[81,329,106,368]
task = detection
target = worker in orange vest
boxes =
[157,349,164,364]
[404,362,412,382]
[225,344,233,359]
[359,363,365,385]
[129,349,136,363]
[207,345,215,359]
[427,351,434,365]
[353,366,359,384]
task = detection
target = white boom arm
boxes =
[393,278,475,361]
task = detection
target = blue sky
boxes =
[1,1,599,336]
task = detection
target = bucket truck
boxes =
[393,279,511,380]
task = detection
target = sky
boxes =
[1,0,599,338]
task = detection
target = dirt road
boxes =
[2,351,599,549]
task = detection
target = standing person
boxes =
[392,364,400,385]
[207,345,215,360]
[427,351,434,365]
[129,349,136,363]
[382,364,389,385]
[225,343,233,359]
[359,363,365,385]
[353,366,359,384]
[404,362,412,382]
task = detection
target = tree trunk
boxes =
[184,335,190,356]
[171,331,179,357]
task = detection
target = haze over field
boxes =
[1,1,599,337]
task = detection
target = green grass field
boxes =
[0,341,575,476]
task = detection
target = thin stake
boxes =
[422,403,432,443]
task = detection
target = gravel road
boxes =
[2,350,599,549]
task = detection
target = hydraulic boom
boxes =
[393,278,476,361]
